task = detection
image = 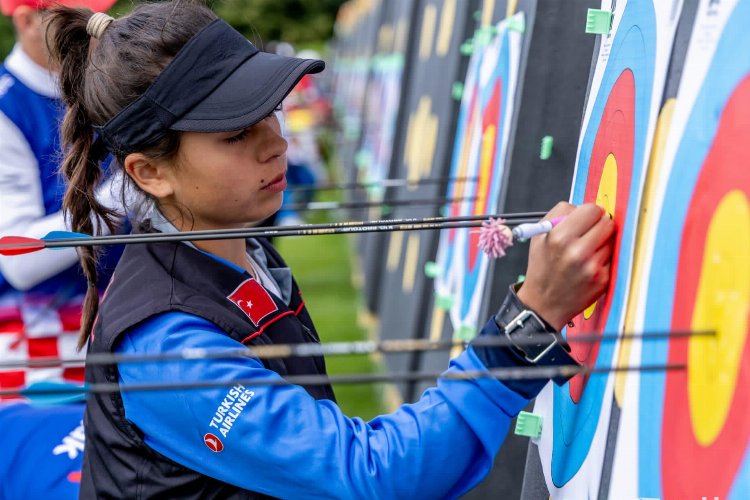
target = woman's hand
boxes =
[517,202,615,330]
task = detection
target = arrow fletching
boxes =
[0,236,46,256]
[43,231,92,250]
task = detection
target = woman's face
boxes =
[164,113,289,230]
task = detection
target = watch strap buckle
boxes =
[503,309,560,364]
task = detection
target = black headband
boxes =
[95,19,258,155]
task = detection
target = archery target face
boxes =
[451,22,520,331]
[433,16,523,334]
[639,4,750,495]
[433,30,482,299]
[359,52,406,186]
[550,0,657,487]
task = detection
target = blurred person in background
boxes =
[287,48,331,184]
[266,41,331,226]
[0,1,122,497]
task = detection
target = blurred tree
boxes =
[210,0,346,49]
[0,15,12,57]
[0,0,344,59]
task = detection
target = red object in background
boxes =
[0,0,116,16]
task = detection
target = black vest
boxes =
[80,237,335,499]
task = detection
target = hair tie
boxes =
[87,12,115,40]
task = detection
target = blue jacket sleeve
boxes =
[115,312,531,499]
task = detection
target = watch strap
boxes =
[494,283,580,385]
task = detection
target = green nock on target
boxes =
[514,411,543,438]
[424,261,442,278]
[540,135,554,160]
[585,9,613,35]
[506,16,525,33]
[455,324,478,342]
[434,293,454,311]
[452,82,465,101]
[473,26,497,47]
[460,39,475,56]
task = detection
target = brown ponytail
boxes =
[47,8,118,349]
[45,2,218,349]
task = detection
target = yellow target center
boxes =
[689,190,750,446]
[435,0,456,57]
[584,153,618,319]
[475,125,496,215]
[404,96,438,189]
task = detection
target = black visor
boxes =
[96,19,324,155]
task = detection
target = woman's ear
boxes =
[14,6,49,69]
[123,153,175,200]
[12,6,37,34]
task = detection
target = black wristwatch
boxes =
[494,283,580,385]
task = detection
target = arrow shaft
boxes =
[287,176,478,193]
[4,363,688,398]
[285,196,476,212]
[0,330,712,370]
[1,211,548,255]
[41,217,541,250]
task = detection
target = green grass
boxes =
[276,233,384,419]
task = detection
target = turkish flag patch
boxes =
[227,278,279,327]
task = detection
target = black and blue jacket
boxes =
[82,235,532,499]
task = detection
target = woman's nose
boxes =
[257,118,288,163]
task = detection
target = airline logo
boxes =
[204,433,224,453]
[208,384,256,440]
[227,278,278,327]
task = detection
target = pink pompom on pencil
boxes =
[478,216,565,259]
[477,218,514,258]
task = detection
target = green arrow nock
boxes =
[514,411,543,438]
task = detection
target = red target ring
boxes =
[468,80,502,271]
[567,70,636,402]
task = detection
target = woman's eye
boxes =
[225,129,249,144]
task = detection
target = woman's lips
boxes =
[261,173,287,193]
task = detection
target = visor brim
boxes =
[170,51,324,133]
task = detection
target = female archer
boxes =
[45,2,614,498]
